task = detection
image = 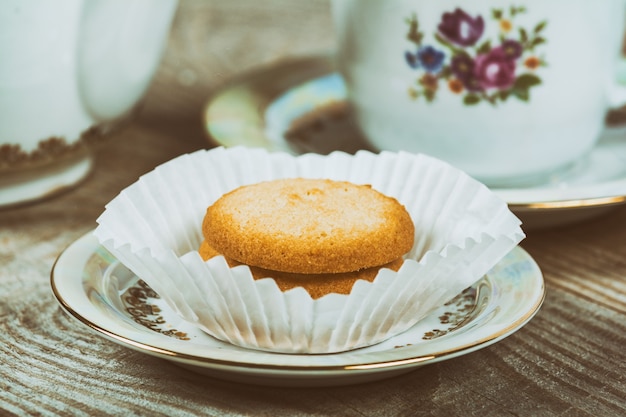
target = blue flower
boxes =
[417,46,445,73]
[405,51,420,69]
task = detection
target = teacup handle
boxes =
[608,57,626,107]
[77,0,178,121]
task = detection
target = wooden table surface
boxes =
[2,1,626,416]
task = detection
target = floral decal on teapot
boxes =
[404,6,547,105]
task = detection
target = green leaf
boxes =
[484,94,498,105]
[512,88,530,101]
[435,33,463,54]
[434,33,451,47]
[510,74,542,102]
[464,94,481,105]
[498,90,510,101]
[519,28,528,44]
[477,40,491,54]
[531,37,546,49]
[514,74,542,90]
[439,66,452,78]
[492,9,503,19]
[406,14,423,45]
[534,21,547,34]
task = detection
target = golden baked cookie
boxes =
[199,239,404,299]
[202,178,414,274]
[198,238,220,260]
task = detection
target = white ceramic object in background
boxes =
[0,0,178,207]
[331,0,626,187]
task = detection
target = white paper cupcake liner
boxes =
[94,146,524,353]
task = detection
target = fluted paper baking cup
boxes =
[94,146,524,353]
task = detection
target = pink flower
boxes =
[438,8,485,47]
[474,47,516,90]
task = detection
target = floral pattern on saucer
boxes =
[51,232,544,386]
[122,279,190,341]
[404,6,548,105]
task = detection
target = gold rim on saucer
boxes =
[50,232,544,385]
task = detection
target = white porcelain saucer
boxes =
[51,231,544,387]
[204,55,626,229]
[0,154,93,209]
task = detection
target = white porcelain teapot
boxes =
[331,0,626,187]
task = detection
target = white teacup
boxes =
[331,0,626,187]
[0,0,177,206]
